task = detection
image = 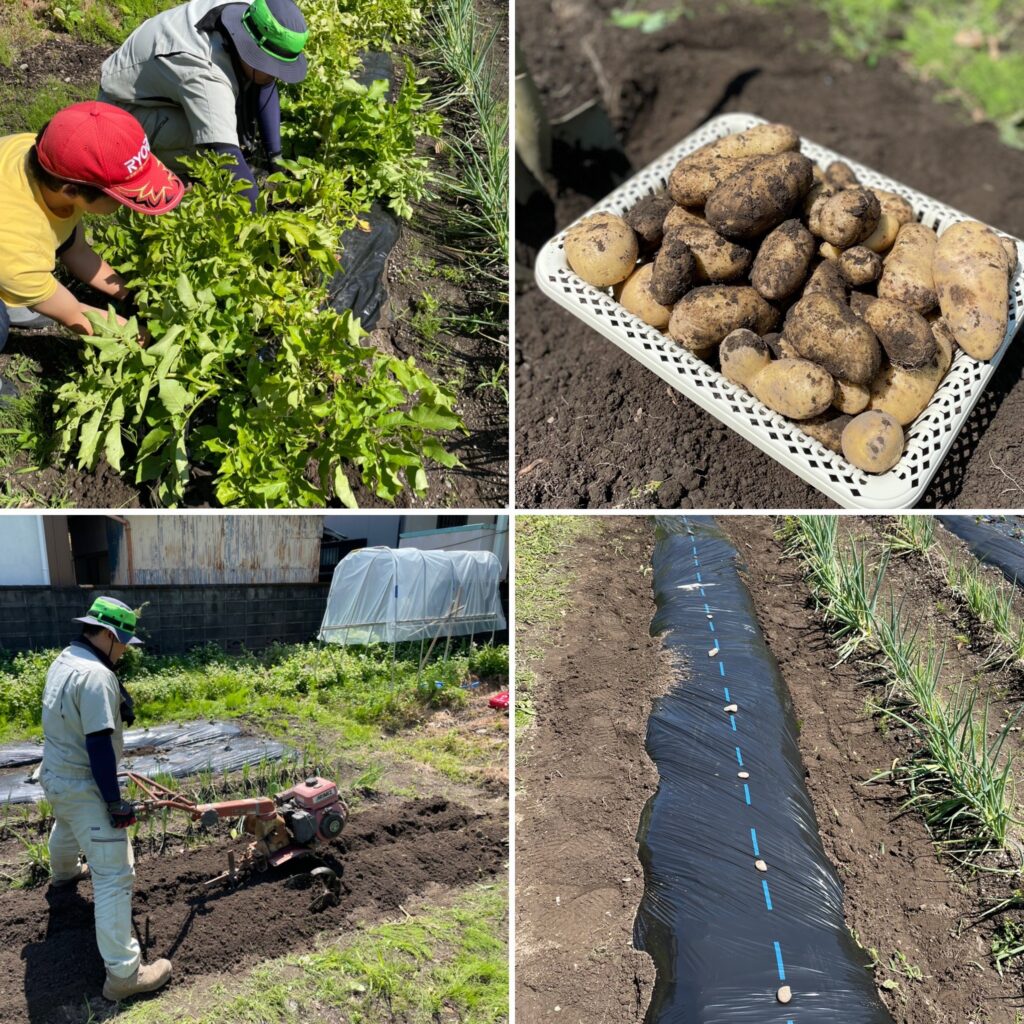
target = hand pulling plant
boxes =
[59,155,462,507]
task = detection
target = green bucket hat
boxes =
[222,0,309,84]
[73,596,144,646]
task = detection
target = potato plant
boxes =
[60,156,461,507]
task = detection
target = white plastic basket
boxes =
[534,112,1024,509]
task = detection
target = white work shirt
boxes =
[99,0,246,149]
[41,641,125,778]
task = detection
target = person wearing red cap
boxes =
[0,101,182,403]
[99,0,309,212]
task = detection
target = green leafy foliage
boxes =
[57,155,461,507]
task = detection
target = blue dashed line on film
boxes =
[774,942,786,981]
[762,879,773,911]
[750,828,760,857]
[735,747,743,767]
[743,783,751,805]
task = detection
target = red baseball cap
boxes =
[36,101,184,215]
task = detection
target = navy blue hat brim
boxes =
[221,3,309,85]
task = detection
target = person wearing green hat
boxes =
[39,597,173,1002]
[98,0,309,211]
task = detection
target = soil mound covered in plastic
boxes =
[0,796,506,1024]
[515,0,1024,509]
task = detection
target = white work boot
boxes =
[50,862,90,889]
[102,959,172,1001]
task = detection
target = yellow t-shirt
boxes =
[0,133,82,307]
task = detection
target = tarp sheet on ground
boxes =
[318,547,506,645]
[635,515,893,1023]
[939,515,1024,584]
[0,721,290,805]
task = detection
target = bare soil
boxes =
[718,515,1024,1023]
[515,0,1024,509]
[0,795,507,1024]
[515,516,671,1022]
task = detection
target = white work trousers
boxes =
[40,769,140,978]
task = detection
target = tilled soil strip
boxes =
[0,796,507,1024]
[721,517,1022,1024]
[515,516,671,1023]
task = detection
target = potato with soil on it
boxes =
[877,222,938,313]
[751,218,816,301]
[705,152,815,240]
[802,260,847,303]
[626,193,675,253]
[616,263,673,329]
[868,317,954,425]
[785,292,882,385]
[669,222,753,282]
[841,409,904,473]
[663,204,706,233]
[838,246,882,287]
[848,290,874,319]
[1000,235,1019,273]
[650,233,697,306]
[863,297,939,369]
[763,332,799,359]
[815,187,880,247]
[668,285,779,357]
[720,329,771,388]
[748,358,835,420]
[833,378,870,414]
[800,410,853,454]
[669,124,803,205]
[861,212,901,254]
[824,160,859,190]
[564,212,639,287]
[933,220,1011,360]
[875,189,915,226]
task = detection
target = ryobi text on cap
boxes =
[123,136,151,177]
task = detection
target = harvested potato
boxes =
[816,187,880,247]
[838,246,882,286]
[805,182,836,234]
[785,292,882,385]
[762,332,799,359]
[720,329,771,388]
[861,212,900,254]
[618,263,673,329]
[626,194,674,253]
[933,220,1011,360]
[663,205,706,233]
[868,321,953,425]
[705,152,815,240]
[708,122,801,160]
[564,212,638,287]
[751,219,816,300]
[877,222,938,313]
[931,315,959,357]
[874,189,915,226]
[825,160,859,190]
[1000,235,1019,274]
[669,153,755,207]
[819,242,844,261]
[650,233,697,306]
[841,410,904,474]
[668,285,779,356]
[834,378,870,414]
[801,410,853,454]
[863,297,938,369]
[803,260,847,302]
[749,358,834,419]
[669,223,753,282]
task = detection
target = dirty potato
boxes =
[663,205,706,233]
[668,285,779,357]
[705,152,815,240]
[751,219,816,301]
[841,409,904,474]
[824,160,859,189]
[868,319,954,425]
[877,222,938,313]
[838,246,882,287]
[709,122,801,160]
[749,358,835,420]
[564,212,638,287]
[785,292,882,385]
[802,260,847,303]
[625,193,675,254]
[650,233,697,306]
[720,329,771,388]
[617,263,673,329]
[669,223,753,282]
[800,410,853,454]
[669,152,755,207]
[874,190,915,226]
[815,187,880,247]
[861,212,901,255]
[863,297,938,369]
[762,332,800,359]
[833,378,870,414]
[933,220,1011,360]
